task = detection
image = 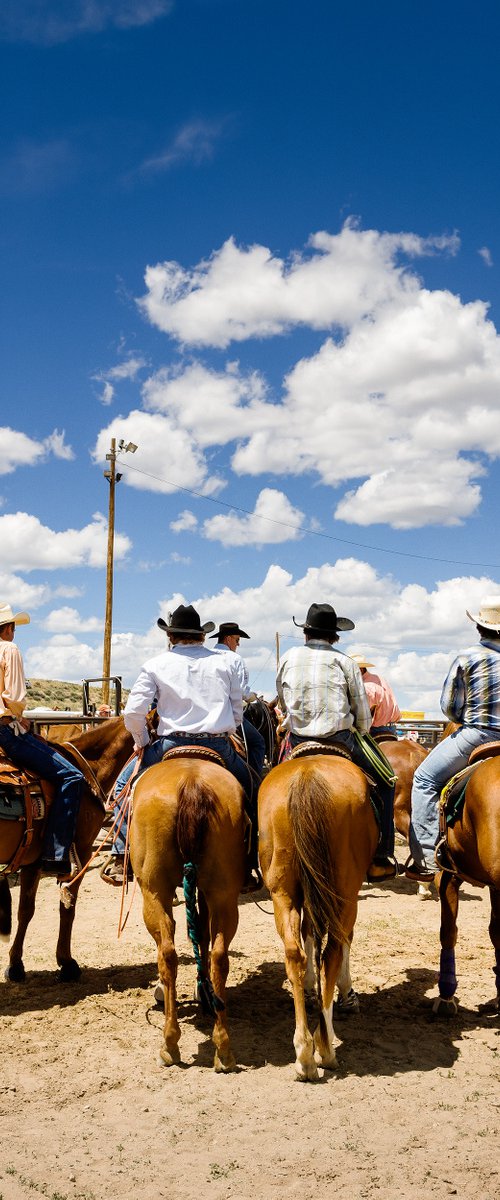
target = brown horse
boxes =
[377,737,428,843]
[258,753,379,1081]
[130,754,246,1071]
[0,717,134,981]
[434,753,500,1015]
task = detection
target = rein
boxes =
[61,741,109,809]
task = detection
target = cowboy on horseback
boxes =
[119,604,261,888]
[350,654,401,736]
[0,602,84,877]
[276,602,398,882]
[406,594,500,883]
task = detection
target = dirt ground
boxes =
[1,845,499,1200]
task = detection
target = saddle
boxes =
[0,750,53,874]
[288,740,352,763]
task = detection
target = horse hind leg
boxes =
[313,936,344,1070]
[336,939,360,1016]
[208,895,240,1073]
[488,887,500,1013]
[5,864,40,982]
[274,893,318,1081]
[142,888,181,1066]
[0,876,12,943]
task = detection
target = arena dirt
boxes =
[1,848,499,1200]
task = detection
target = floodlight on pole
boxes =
[102,436,138,705]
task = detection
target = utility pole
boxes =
[102,437,137,706]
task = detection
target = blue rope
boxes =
[183,862,225,1016]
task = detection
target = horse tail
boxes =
[0,875,12,942]
[175,772,225,1018]
[287,767,346,949]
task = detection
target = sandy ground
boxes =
[1,846,499,1200]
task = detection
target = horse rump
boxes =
[0,875,12,941]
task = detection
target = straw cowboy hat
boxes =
[157,604,215,636]
[466,595,500,631]
[351,653,375,671]
[0,603,30,628]
[209,622,250,640]
[293,602,354,635]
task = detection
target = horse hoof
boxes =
[58,959,81,983]
[432,995,458,1018]
[336,987,360,1016]
[5,962,25,983]
[295,1060,319,1083]
[418,883,432,899]
[159,1045,181,1067]
[214,1051,237,1073]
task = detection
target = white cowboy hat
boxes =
[466,595,500,631]
[351,653,375,670]
[0,603,30,627]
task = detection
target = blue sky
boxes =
[2,0,500,714]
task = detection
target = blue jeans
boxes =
[0,724,84,862]
[111,734,253,856]
[410,724,498,868]
[241,718,266,783]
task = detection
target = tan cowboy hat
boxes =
[466,594,500,631]
[0,603,30,627]
[351,653,375,670]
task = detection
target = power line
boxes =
[117,458,500,571]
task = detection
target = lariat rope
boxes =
[183,862,225,1016]
[59,750,143,907]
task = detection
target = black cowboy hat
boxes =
[293,602,354,635]
[157,604,215,636]
[209,622,250,640]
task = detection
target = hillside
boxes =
[25,678,128,711]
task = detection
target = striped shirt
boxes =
[276,640,371,738]
[440,639,500,729]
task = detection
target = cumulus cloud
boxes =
[0,427,74,475]
[0,512,130,571]
[93,412,225,496]
[130,224,500,528]
[203,488,305,546]
[0,0,172,45]
[139,224,459,348]
[170,510,198,533]
[41,607,103,633]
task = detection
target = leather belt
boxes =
[167,731,230,739]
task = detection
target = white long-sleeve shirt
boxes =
[211,642,251,699]
[124,643,244,748]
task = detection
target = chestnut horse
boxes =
[130,754,246,1071]
[258,753,379,1081]
[434,752,500,1015]
[0,717,133,981]
[377,737,428,843]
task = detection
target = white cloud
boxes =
[0,573,51,611]
[170,510,198,533]
[137,119,228,177]
[478,246,493,267]
[203,488,305,546]
[41,607,103,633]
[142,361,269,448]
[0,511,130,570]
[92,356,147,406]
[0,1,172,45]
[139,224,458,348]
[0,427,74,475]
[93,411,225,496]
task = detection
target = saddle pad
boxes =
[0,759,48,824]
[440,763,478,826]
[161,746,228,769]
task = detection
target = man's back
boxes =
[277,642,370,738]
[124,643,243,740]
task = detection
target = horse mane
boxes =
[287,768,346,947]
[176,774,219,863]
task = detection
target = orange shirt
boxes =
[362,670,401,727]
[0,640,27,719]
